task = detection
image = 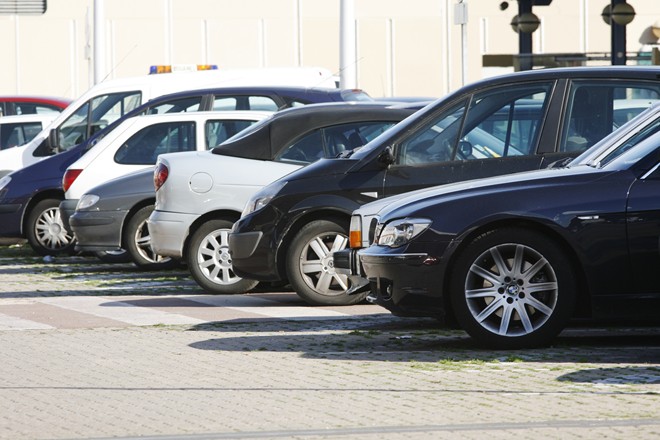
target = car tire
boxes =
[286,219,366,306]
[26,198,76,256]
[187,218,258,294]
[450,228,575,349]
[124,205,178,270]
[94,249,132,264]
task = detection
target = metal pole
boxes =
[93,0,105,84]
[518,0,533,71]
[455,0,468,86]
[340,0,357,89]
[611,0,627,65]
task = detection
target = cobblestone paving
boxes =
[0,244,659,440]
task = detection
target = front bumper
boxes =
[69,209,128,252]
[147,210,197,259]
[228,229,280,281]
[332,248,370,295]
[358,247,446,319]
[59,199,78,233]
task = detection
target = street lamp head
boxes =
[601,4,612,25]
[602,2,635,26]
[611,3,635,26]
[517,12,540,33]
[510,15,519,33]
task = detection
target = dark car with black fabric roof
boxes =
[228,66,660,307]
[0,85,372,257]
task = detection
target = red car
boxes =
[0,96,71,116]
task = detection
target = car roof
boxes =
[212,102,418,160]
[142,85,363,101]
[0,114,58,124]
[0,95,72,107]
[120,109,273,124]
[79,86,372,150]
[451,66,660,95]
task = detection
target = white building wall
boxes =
[0,0,658,100]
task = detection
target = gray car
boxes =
[68,168,172,268]
[71,102,424,275]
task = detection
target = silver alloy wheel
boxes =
[34,207,74,251]
[133,218,170,264]
[196,228,241,285]
[297,231,349,296]
[464,243,558,337]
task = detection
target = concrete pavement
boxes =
[0,245,659,439]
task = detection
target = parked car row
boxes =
[147,102,420,293]
[228,66,660,306]
[0,68,372,257]
[4,65,660,349]
[349,103,660,349]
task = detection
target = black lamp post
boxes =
[511,0,541,71]
[602,0,635,65]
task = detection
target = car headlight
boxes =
[241,180,287,218]
[377,218,432,248]
[0,175,11,192]
[77,194,100,210]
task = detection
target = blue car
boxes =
[0,86,372,256]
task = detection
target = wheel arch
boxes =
[442,219,592,327]
[22,189,65,236]
[182,209,242,259]
[120,197,156,249]
[275,207,352,281]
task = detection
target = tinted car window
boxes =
[205,119,258,147]
[146,96,203,114]
[212,95,278,111]
[598,117,660,167]
[277,121,396,164]
[58,91,142,152]
[14,103,62,115]
[560,82,660,153]
[397,100,468,165]
[114,121,196,165]
[396,82,552,166]
[0,122,43,149]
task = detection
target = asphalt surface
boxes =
[1,243,659,440]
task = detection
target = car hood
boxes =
[366,165,610,219]
[8,144,85,185]
[277,157,359,183]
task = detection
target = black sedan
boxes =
[230,66,660,307]
[357,109,660,349]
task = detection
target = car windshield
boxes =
[601,128,660,170]
[349,102,439,160]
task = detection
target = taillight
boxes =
[154,162,169,191]
[62,169,83,192]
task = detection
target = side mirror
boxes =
[377,146,395,167]
[458,140,473,158]
[47,128,60,153]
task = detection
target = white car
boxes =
[147,102,419,294]
[0,114,56,150]
[0,66,336,178]
[62,111,273,222]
